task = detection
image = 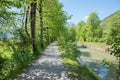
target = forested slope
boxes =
[101,10,120,32]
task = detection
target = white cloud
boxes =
[85,16,89,19]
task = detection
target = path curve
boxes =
[15,42,69,80]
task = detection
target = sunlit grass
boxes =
[63,58,79,66]
[59,47,99,80]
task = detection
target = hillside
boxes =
[101,10,120,32]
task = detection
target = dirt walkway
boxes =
[15,42,69,80]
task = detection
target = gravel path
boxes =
[15,42,69,80]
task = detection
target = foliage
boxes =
[57,28,98,80]
[75,12,103,42]
[101,10,120,32]
[87,12,102,42]
[0,0,69,79]
[106,14,120,71]
[76,21,85,41]
[67,27,76,42]
[100,10,120,42]
[0,40,34,80]
[43,0,68,41]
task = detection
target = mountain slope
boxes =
[101,10,120,32]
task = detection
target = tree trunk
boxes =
[25,6,30,37]
[46,27,49,44]
[39,0,44,48]
[119,56,120,71]
[30,0,37,53]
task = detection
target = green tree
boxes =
[106,15,120,72]
[76,21,85,41]
[87,12,101,42]
[68,27,76,42]
[38,0,68,44]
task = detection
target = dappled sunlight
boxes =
[15,42,69,80]
[1,0,120,79]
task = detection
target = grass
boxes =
[58,44,99,80]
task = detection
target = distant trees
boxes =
[87,12,102,41]
[76,12,103,42]
[76,21,85,41]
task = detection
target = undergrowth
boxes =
[57,39,99,80]
[0,40,48,80]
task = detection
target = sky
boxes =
[59,0,120,24]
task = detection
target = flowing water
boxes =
[77,48,118,80]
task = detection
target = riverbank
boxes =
[58,41,99,80]
[77,41,119,80]
[77,41,107,52]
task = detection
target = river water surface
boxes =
[77,48,118,80]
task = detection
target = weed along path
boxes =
[15,42,70,80]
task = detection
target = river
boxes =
[77,48,118,80]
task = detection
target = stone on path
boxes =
[15,42,70,80]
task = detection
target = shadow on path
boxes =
[15,42,69,80]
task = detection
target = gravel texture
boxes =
[15,42,69,80]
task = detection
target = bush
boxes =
[57,32,98,80]
[0,43,34,80]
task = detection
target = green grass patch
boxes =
[61,52,99,80]
[58,41,99,80]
